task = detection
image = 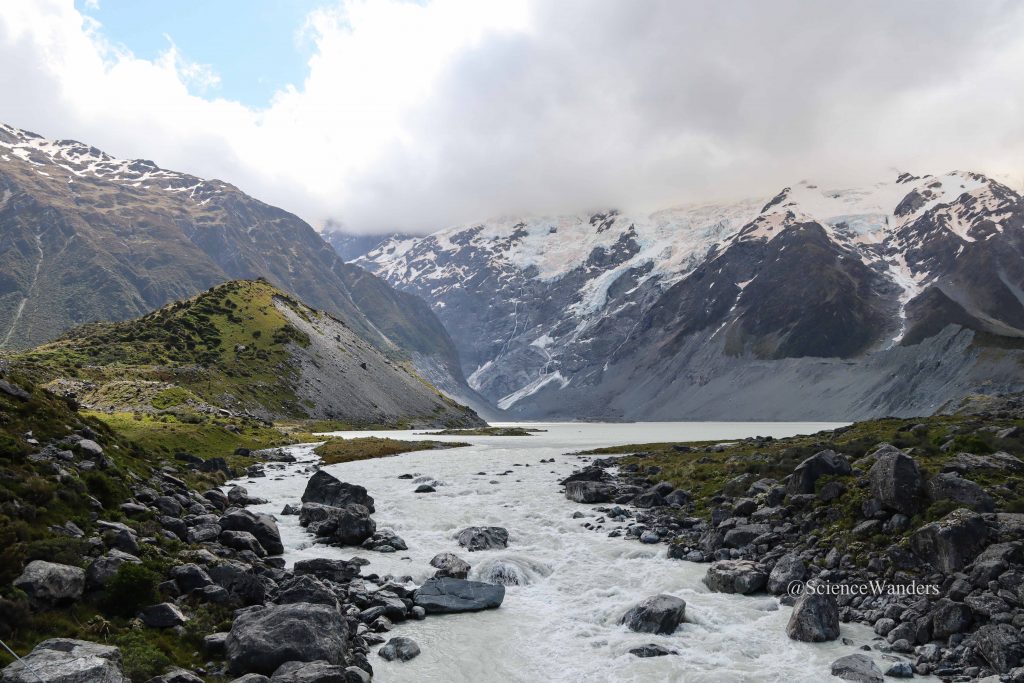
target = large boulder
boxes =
[209,562,269,606]
[830,654,883,683]
[85,550,141,589]
[969,623,1024,673]
[413,577,504,613]
[564,481,614,503]
[767,554,806,595]
[868,447,922,515]
[560,467,608,485]
[723,524,770,548]
[619,594,686,635]
[227,485,268,507]
[301,471,374,513]
[147,667,204,683]
[138,602,189,628]
[293,558,366,583]
[169,563,214,593]
[378,636,421,662]
[786,592,840,642]
[0,638,128,683]
[299,503,375,546]
[13,560,85,608]
[702,560,767,594]
[219,509,284,555]
[930,598,973,640]
[220,530,268,556]
[269,660,349,682]
[909,508,990,572]
[226,603,350,675]
[276,575,339,608]
[456,526,509,551]
[785,450,850,495]
[926,472,995,512]
[429,552,470,579]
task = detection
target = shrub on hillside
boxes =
[101,563,160,618]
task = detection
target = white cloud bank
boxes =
[1,0,1023,233]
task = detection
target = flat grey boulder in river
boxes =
[413,577,505,613]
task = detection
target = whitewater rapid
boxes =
[236,422,913,683]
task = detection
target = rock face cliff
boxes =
[0,121,476,406]
[351,172,1024,419]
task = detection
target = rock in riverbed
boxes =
[429,552,471,579]
[456,526,509,551]
[619,594,686,634]
[302,470,375,512]
[378,636,421,662]
[413,577,504,613]
[299,502,376,546]
[786,592,839,642]
[629,644,677,657]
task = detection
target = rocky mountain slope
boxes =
[0,122,477,409]
[353,171,1024,420]
[10,280,482,427]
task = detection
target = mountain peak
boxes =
[0,120,232,201]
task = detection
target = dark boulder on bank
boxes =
[909,508,990,573]
[830,654,883,683]
[0,638,128,683]
[703,560,766,594]
[868,446,923,515]
[785,450,850,495]
[565,481,614,503]
[219,509,284,556]
[225,602,350,675]
[13,560,85,608]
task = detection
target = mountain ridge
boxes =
[0,121,481,412]
[350,170,1024,419]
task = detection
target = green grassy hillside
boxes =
[8,280,482,438]
[13,280,310,415]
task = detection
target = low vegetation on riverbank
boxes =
[314,437,469,465]
[422,426,543,436]
[583,412,1024,519]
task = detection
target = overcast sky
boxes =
[2,0,1023,234]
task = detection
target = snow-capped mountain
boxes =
[0,121,479,412]
[353,171,1024,419]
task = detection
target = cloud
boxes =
[1,0,1023,234]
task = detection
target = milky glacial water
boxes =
[236,422,924,683]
